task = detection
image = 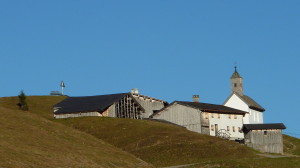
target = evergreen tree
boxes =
[18,90,29,111]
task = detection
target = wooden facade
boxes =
[114,94,144,119]
[243,124,286,154]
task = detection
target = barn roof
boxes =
[151,101,247,117]
[243,123,286,131]
[54,93,129,114]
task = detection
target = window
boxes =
[234,83,237,87]
[205,113,208,119]
[234,114,237,119]
[218,114,220,119]
[264,131,268,135]
[211,113,214,118]
[238,127,241,132]
[211,125,214,131]
[233,126,235,132]
[227,126,230,131]
[228,114,231,119]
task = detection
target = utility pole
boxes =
[60,81,65,95]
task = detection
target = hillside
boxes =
[0,99,152,168]
[57,117,257,167]
[1,96,300,168]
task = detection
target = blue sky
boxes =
[1,0,300,138]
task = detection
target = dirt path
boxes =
[161,163,199,168]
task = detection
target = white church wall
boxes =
[249,109,263,124]
[224,94,249,112]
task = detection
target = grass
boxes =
[0,98,153,168]
[1,96,300,168]
[56,117,258,167]
[283,134,300,156]
[0,96,66,119]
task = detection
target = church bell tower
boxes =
[231,66,243,96]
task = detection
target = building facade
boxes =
[151,100,247,140]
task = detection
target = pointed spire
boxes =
[231,66,242,79]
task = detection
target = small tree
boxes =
[18,90,29,111]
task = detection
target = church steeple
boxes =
[230,66,243,96]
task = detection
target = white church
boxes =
[223,67,265,124]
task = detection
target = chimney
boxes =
[131,88,139,94]
[192,95,200,102]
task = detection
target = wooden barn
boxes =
[53,92,166,119]
[150,97,248,140]
[243,123,286,154]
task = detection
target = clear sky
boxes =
[1,1,299,138]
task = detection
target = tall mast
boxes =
[60,81,65,95]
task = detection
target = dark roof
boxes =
[54,93,129,114]
[243,123,286,131]
[240,95,265,112]
[151,101,247,117]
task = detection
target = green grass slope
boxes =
[0,96,66,119]
[284,134,300,156]
[0,106,152,167]
[57,117,257,167]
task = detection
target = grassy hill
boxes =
[0,97,152,168]
[1,96,300,168]
[57,117,257,167]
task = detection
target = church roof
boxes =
[231,67,242,79]
[224,93,265,112]
[240,95,265,112]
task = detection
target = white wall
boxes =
[153,103,202,133]
[208,113,244,139]
[224,93,263,124]
[249,109,263,124]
